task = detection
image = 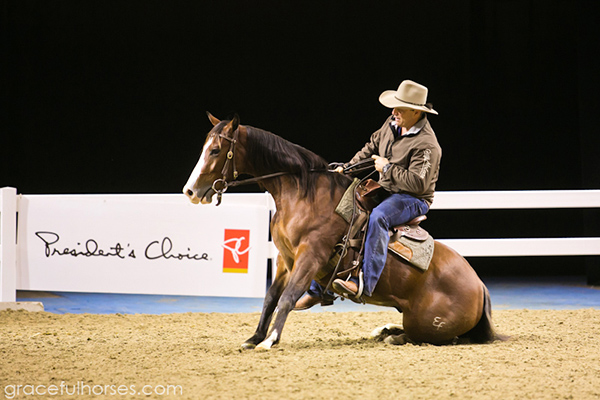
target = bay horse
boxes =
[183,114,502,349]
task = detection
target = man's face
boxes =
[392,107,421,128]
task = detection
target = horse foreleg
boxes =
[241,255,289,350]
[255,245,324,350]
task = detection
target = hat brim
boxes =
[379,91,438,115]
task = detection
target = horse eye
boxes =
[209,148,220,156]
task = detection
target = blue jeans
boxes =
[308,193,429,298]
[307,280,335,301]
[362,193,429,296]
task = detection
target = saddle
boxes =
[325,179,433,286]
[355,179,429,241]
[355,178,389,213]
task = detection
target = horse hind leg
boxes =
[384,333,418,346]
[369,321,421,346]
[370,323,405,341]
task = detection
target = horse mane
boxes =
[244,125,352,199]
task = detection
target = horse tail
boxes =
[461,283,508,344]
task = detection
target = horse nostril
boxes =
[186,189,194,197]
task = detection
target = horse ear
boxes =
[230,113,240,132]
[206,112,220,126]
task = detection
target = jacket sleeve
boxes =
[380,145,441,196]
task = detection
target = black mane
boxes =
[244,125,352,198]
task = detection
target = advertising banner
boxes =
[16,194,274,298]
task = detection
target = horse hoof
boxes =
[241,342,256,350]
[384,334,410,346]
[256,340,273,350]
[254,330,278,350]
[370,323,405,341]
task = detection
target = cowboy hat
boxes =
[379,80,438,115]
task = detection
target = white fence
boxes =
[1,187,599,302]
[432,190,600,257]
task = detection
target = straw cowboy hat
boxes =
[379,80,438,115]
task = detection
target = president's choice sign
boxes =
[16,194,273,297]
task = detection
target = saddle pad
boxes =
[388,235,435,272]
[335,178,361,223]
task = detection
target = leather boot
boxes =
[332,278,358,296]
[294,294,333,311]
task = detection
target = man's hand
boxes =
[371,155,390,172]
[328,162,345,174]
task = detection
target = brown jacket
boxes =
[349,116,442,205]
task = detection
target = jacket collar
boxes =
[391,116,427,137]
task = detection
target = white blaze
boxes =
[182,135,215,204]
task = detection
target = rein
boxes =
[211,126,331,205]
[211,171,291,205]
[211,126,376,206]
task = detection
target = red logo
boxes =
[222,229,251,273]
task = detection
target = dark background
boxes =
[2,0,599,279]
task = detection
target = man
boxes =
[295,79,441,309]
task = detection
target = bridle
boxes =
[210,125,289,206]
[208,124,376,206]
[209,127,239,204]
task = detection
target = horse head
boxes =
[183,113,240,205]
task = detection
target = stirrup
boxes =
[356,270,364,299]
[338,271,365,304]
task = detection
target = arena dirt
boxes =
[1,308,599,399]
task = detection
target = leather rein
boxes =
[210,126,376,206]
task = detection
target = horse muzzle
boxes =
[183,187,214,205]
[183,187,201,204]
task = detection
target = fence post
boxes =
[1,187,17,302]
[584,209,600,285]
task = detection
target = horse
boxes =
[183,113,502,349]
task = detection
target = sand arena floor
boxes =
[1,308,599,399]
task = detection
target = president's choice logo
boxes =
[222,229,251,273]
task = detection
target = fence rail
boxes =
[431,190,600,210]
[430,190,600,257]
